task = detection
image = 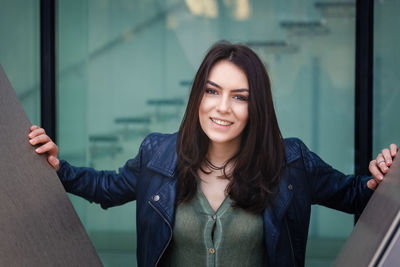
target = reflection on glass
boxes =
[0,0,40,124]
[373,0,400,156]
[57,0,357,266]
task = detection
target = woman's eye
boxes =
[205,88,218,95]
[233,95,248,101]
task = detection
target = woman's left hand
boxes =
[367,144,398,190]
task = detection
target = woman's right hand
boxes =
[28,125,60,171]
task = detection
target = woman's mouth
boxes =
[210,117,233,126]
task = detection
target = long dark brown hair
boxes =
[176,41,286,214]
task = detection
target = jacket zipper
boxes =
[148,201,173,267]
[285,218,297,267]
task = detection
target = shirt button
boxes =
[153,195,160,201]
[212,215,217,220]
[209,248,215,254]
[288,184,293,191]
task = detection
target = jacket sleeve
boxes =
[299,140,374,214]
[56,135,151,209]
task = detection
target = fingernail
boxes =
[378,174,383,180]
[35,148,40,152]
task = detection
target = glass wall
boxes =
[57,0,357,265]
[373,0,400,156]
[0,0,40,125]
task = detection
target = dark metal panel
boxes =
[40,0,56,142]
[354,0,374,176]
[0,65,102,266]
[354,0,374,223]
[335,155,400,266]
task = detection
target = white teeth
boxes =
[211,118,232,126]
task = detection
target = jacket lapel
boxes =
[263,143,300,265]
[146,134,178,224]
[149,177,177,224]
[263,173,294,265]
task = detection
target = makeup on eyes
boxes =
[205,81,249,102]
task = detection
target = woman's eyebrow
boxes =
[207,80,222,88]
[206,80,249,92]
[231,89,249,93]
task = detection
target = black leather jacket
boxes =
[57,133,373,266]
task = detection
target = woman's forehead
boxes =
[208,60,249,89]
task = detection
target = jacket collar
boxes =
[147,133,178,178]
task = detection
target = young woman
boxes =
[29,42,397,267]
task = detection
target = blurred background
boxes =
[1,0,399,266]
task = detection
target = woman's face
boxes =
[199,60,249,147]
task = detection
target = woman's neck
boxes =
[206,139,240,166]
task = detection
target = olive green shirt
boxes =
[164,185,267,267]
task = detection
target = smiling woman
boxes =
[28,41,397,267]
[200,61,249,146]
[177,42,286,215]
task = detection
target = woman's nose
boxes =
[216,95,230,113]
